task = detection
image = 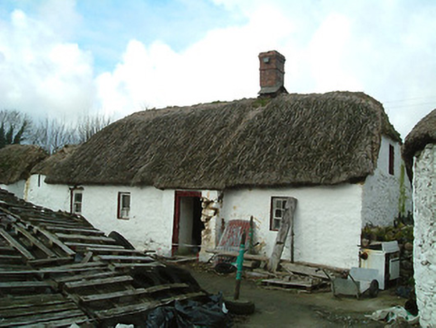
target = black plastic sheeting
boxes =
[146,293,232,328]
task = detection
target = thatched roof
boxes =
[0,144,48,184]
[46,92,400,189]
[402,108,436,175]
[31,145,79,176]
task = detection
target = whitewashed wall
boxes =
[413,144,436,328]
[69,185,175,255]
[25,175,71,211]
[362,136,412,227]
[219,184,363,269]
[0,180,25,198]
[25,175,221,257]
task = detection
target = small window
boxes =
[389,144,395,175]
[118,192,131,219]
[71,189,83,214]
[270,197,288,231]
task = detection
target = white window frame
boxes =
[270,197,288,231]
[117,192,131,219]
[71,189,83,214]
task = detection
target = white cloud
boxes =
[1,0,435,139]
[94,2,296,115]
[0,5,95,121]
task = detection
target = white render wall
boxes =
[25,175,71,211]
[413,144,436,328]
[25,176,219,256]
[1,180,25,199]
[26,174,364,269]
[77,185,176,254]
[362,136,412,227]
[219,184,363,269]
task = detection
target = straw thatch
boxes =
[402,108,436,177]
[46,92,400,189]
[0,144,48,185]
[31,145,79,176]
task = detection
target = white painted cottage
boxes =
[402,108,436,328]
[24,51,411,270]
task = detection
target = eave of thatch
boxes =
[402,108,436,178]
[0,145,48,185]
[45,91,400,189]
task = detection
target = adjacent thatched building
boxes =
[0,144,47,198]
[402,108,436,328]
[26,51,411,270]
[25,145,79,210]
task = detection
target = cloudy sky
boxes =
[1,0,435,139]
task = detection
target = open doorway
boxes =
[172,191,204,256]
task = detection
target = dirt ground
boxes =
[178,262,409,328]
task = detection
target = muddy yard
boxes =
[179,262,407,328]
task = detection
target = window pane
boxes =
[122,194,130,208]
[273,219,281,230]
[275,199,282,208]
[275,209,282,218]
[75,193,82,202]
[74,203,81,213]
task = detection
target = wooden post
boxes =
[267,197,297,272]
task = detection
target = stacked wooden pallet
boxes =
[0,189,204,327]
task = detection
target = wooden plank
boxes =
[1,302,77,318]
[65,242,123,250]
[267,197,297,273]
[54,270,115,283]
[0,228,35,260]
[0,294,66,310]
[0,281,52,288]
[0,254,22,260]
[14,224,57,257]
[80,288,150,302]
[161,292,205,304]
[110,262,162,269]
[93,301,161,319]
[24,217,83,227]
[56,233,116,243]
[40,261,106,270]
[28,256,73,266]
[64,275,133,289]
[42,226,105,235]
[0,270,39,276]
[95,255,154,262]
[0,309,85,327]
[261,279,314,289]
[23,315,90,328]
[206,249,269,261]
[34,227,76,256]
[281,262,330,280]
[143,283,189,294]
[85,247,148,254]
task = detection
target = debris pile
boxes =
[0,188,229,327]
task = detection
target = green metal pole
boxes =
[234,231,246,300]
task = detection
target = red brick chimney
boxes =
[258,50,287,97]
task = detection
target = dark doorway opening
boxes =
[172,191,204,256]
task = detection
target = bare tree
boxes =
[1,109,113,153]
[76,113,112,144]
[31,117,77,154]
[0,110,33,148]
